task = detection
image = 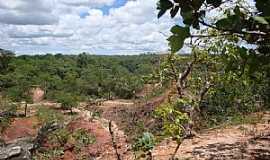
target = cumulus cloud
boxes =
[0,0,177,54]
[0,12,58,25]
[60,0,115,7]
[0,0,58,25]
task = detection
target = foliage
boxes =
[72,128,96,149]
[0,54,158,101]
[155,102,189,142]
[50,128,70,146]
[37,106,64,124]
[33,148,64,160]
[0,49,15,73]
[132,132,156,152]
[157,0,270,55]
[0,97,17,132]
[35,128,96,160]
[56,93,79,113]
[157,1,270,109]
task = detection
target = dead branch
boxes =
[109,121,122,160]
[33,122,61,150]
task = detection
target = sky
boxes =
[0,0,179,55]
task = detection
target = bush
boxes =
[132,132,155,152]
[56,93,78,114]
[37,106,64,124]
[155,102,189,141]
[72,129,96,150]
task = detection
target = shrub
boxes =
[132,132,155,152]
[72,129,96,150]
[56,93,78,114]
[36,106,64,124]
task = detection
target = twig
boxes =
[109,121,122,160]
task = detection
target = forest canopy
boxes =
[0,51,160,101]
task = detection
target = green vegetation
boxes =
[36,106,64,124]
[56,93,79,114]
[0,52,159,101]
[133,132,156,152]
[0,97,17,132]
[132,132,156,160]
[34,127,96,160]
[155,0,270,159]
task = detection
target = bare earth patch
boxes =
[1,116,39,143]
[152,112,270,160]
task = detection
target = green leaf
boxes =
[157,0,174,18]
[158,10,167,19]
[253,16,269,24]
[216,15,242,31]
[170,6,179,18]
[238,47,248,59]
[206,0,222,7]
[168,25,190,53]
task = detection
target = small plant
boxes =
[155,101,189,159]
[48,128,95,151]
[132,132,156,152]
[72,129,96,150]
[32,148,64,160]
[52,128,70,146]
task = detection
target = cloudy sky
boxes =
[0,0,179,55]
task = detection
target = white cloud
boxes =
[0,0,58,25]
[60,0,115,7]
[0,0,176,54]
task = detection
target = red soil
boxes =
[1,116,39,143]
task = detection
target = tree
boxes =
[157,0,270,69]
[0,48,15,73]
[6,85,32,117]
[156,1,270,158]
[57,93,78,114]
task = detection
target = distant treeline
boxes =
[0,50,161,101]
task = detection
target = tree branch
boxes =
[199,20,266,36]
[109,121,122,160]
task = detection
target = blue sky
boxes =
[100,0,127,15]
[80,0,127,18]
[0,0,176,55]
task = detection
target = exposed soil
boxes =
[1,96,270,160]
[67,118,133,160]
[152,112,270,160]
[1,116,40,143]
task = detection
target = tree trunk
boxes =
[24,103,27,117]
[70,108,73,115]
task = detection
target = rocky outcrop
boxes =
[0,122,61,160]
[0,138,33,160]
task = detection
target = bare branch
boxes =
[109,121,122,160]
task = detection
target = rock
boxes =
[0,138,33,160]
[0,123,61,160]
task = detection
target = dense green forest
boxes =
[0,51,160,101]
